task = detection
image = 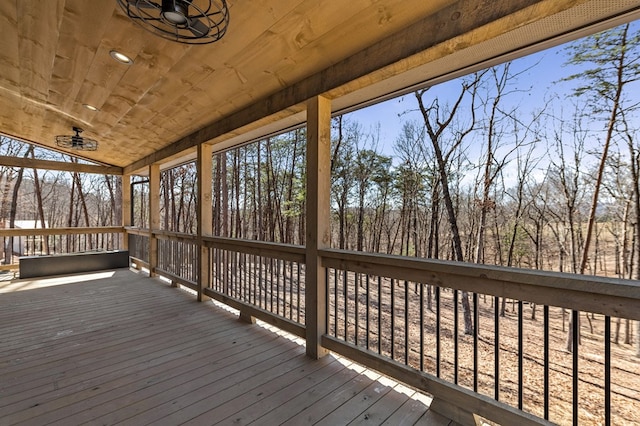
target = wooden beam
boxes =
[124,0,576,173]
[0,155,122,175]
[197,143,213,302]
[121,174,131,250]
[148,163,160,277]
[305,95,332,359]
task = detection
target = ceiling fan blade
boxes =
[188,18,210,36]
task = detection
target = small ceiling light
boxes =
[83,103,99,111]
[110,50,134,65]
[116,0,229,45]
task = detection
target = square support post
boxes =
[197,143,213,302]
[149,163,160,277]
[305,95,332,359]
[121,173,131,250]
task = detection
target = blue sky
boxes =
[345,45,565,154]
[341,20,640,188]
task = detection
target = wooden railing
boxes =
[0,227,124,268]
[117,229,640,425]
[202,236,306,338]
[126,227,149,266]
[155,230,198,289]
[320,249,640,426]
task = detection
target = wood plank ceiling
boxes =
[0,0,639,172]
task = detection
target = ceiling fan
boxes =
[55,127,98,151]
[117,0,230,45]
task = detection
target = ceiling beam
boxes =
[124,0,584,174]
[0,156,123,175]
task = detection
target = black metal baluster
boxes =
[259,255,264,309]
[436,286,441,378]
[454,289,459,385]
[297,263,301,323]
[232,250,236,297]
[334,268,338,337]
[495,295,500,401]
[290,261,294,320]
[366,274,370,351]
[343,269,348,342]
[270,258,274,313]
[572,310,579,426]
[253,254,258,306]
[405,280,409,365]
[391,278,395,360]
[420,282,424,371]
[518,300,523,410]
[250,254,254,305]
[378,276,382,354]
[474,292,479,392]
[354,271,359,346]
[605,315,611,426]
[325,267,329,333]
[276,258,280,316]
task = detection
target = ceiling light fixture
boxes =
[110,49,134,65]
[55,127,99,151]
[116,0,230,45]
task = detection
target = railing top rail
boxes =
[153,229,198,242]
[203,235,305,263]
[124,226,149,236]
[0,226,125,237]
[320,248,640,320]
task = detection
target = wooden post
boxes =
[149,164,160,277]
[197,143,213,302]
[305,95,331,359]
[121,173,131,251]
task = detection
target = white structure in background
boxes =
[9,220,48,255]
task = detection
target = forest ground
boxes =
[328,273,640,426]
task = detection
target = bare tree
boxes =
[415,72,483,335]
[561,23,640,352]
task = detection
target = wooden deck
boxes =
[0,268,453,425]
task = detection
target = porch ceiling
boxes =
[0,1,639,171]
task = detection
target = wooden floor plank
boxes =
[1,323,279,421]
[381,392,434,426]
[415,409,456,426]
[0,268,446,426]
[188,356,344,425]
[63,342,299,425]
[0,311,233,388]
[281,365,380,425]
[250,358,362,425]
[0,323,241,414]
[314,375,396,426]
[123,348,311,425]
[348,383,414,425]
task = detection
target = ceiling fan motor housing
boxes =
[162,0,189,26]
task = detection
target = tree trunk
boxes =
[31,150,50,255]
[415,81,478,335]
[8,147,31,258]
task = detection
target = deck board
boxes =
[0,268,450,425]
